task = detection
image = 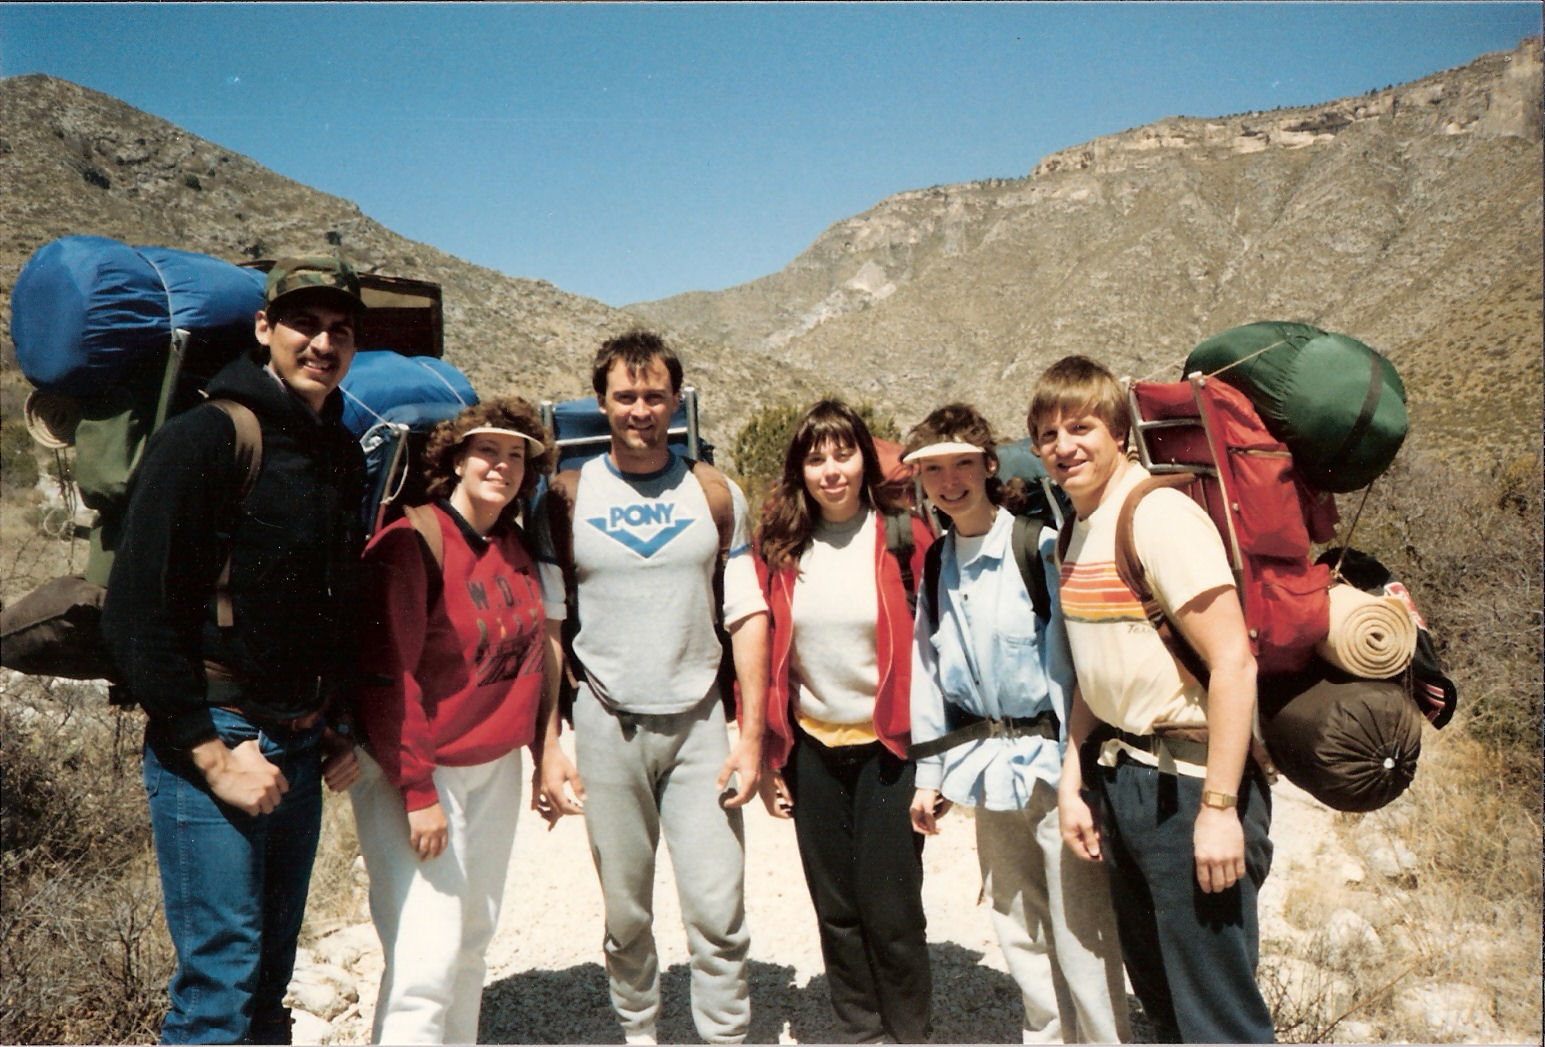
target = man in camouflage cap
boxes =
[103,253,369,1043]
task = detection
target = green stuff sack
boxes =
[1185,321,1407,493]
[1260,663,1424,813]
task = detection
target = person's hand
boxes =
[759,769,793,819]
[408,802,449,861]
[319,729,360,792]
[716,734,761,809]
[1058,778,1103,862]
[1194,804,1245,893]
[192,737,288,816]
[531,761,560,828]
[539,749,586,829]
[908,788,951,835]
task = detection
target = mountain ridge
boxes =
[2,39,1540,462]
[627,38,1542,457]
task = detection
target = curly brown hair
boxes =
[903,402,1031,515]
[422,398,555,513]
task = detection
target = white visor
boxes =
[901,440,987,464]
[459,426,545,453]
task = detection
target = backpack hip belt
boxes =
[1099,723,1211,769]
[204,659,331,729]
[908,705,1058,761]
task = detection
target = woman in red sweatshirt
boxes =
[754,399,935,1043]
[350,398,556,1044]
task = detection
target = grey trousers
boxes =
[574,685,751,1043]
[975,781,1131,1044]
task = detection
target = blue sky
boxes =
[2,3,1539,306]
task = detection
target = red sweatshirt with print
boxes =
[355,503,545,811]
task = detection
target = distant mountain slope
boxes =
[629,40,1543,459]
[2,41,1539,463]
[0,75,826,445]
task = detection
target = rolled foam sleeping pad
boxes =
[11,236,266,398]
[1184,321,1407,493]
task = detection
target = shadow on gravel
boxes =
[477,942,1031,1043]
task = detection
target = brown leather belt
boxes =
[206,660,326,732]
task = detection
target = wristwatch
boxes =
[1201,789,1238,810]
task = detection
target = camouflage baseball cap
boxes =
[264,255,365,312]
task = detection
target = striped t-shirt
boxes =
[1059,464,1235,773]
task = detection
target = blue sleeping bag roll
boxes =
[548,395,697,471]
[11,236,267,398]
[338,350,478,439]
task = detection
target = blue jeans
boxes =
[143,707,323,1044]
[1096,754,1275,1043]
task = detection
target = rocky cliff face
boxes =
[629,39,1543,457]
[1032,40,1542,177]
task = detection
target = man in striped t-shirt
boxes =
[1029,355,1275,1044]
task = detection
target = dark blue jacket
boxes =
[102,355,365,749]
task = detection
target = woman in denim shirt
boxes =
[905,404,1129,1044]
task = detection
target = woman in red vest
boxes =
[754,399,935,1043]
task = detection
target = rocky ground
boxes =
[282,730,1462,1045]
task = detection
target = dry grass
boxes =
[1260,731,1542,1043]
[0,678,173,1044]
[303,790,370,941]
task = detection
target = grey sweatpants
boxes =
[976,781,1131,1044]
[574,685,751,1043]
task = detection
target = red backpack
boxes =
[1093,374,1340,679]
[1058,374,1440,813]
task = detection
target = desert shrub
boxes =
[1340,448,1543,773]
[730,397,900,511]
[1,678,172,1044]
[1,412,39,492]
[1260,732,1542,1042]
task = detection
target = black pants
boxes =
[785,730,932,1043]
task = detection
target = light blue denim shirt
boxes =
[910,506,1075,811]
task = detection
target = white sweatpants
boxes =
[350,746,523,1045]
[975,780,1131,1044]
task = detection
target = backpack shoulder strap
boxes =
[1113,473,1212,685]
[689,459,734,559]
[207,400,263,630]
[1011,513,1052,623]
[546,469,581,569]
[923,536,946,632]
[1112,474,1194,609]
[1057,513,1076,565]
[208,400,263,502]
[882,510,917,616]
[401,503,444,570]
[401,503,446,609]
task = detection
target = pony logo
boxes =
[585,502,695,558]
